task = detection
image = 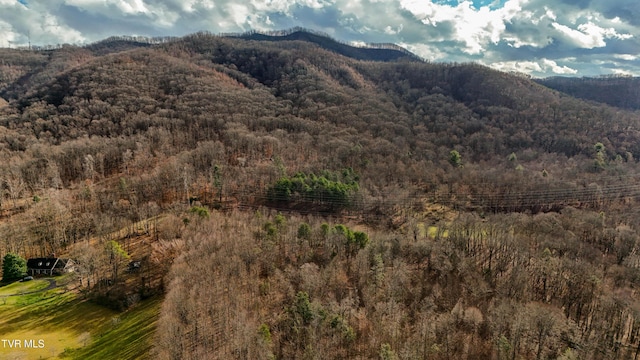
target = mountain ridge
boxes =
[536,75,640,110]
[2,33,639,161]
[230,27,422,62]
[2,29,640,360]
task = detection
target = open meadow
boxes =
[0,276,160,359]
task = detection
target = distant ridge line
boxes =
[224,26,422,60]
[4,28,422,61]
[3,35,178,51]
[221,26,334,40]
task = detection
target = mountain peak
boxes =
[227,27,422,62]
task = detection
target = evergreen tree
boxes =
[2,253,27,282]
[449,149,462,167]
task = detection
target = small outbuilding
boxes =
[26,258,75,276]
[127,261,141,273]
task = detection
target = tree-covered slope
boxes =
[1,32,640,212]
[235,28,421,62]
[1,32,640,359]
[536,75,640,110]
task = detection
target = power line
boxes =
[221,174,640,217]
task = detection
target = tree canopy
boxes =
[268,169,359,211]
[2,253,27,282]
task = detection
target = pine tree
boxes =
[2,253,27,282]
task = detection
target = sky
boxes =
[0,0,638,77]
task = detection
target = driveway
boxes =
[0,278,58,297]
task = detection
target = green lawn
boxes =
[68,296,162,360]
[0,279,51,296]
[0,277,162,360]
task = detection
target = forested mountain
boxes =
[1,32,640,359]
[234,28,421,62]
[536,75,640,110]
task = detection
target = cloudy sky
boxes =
[1,0,638,77]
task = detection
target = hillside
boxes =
[233,28,421,62]
[536,75,640,110]
[0,32,640,359]
[0,276,161,360]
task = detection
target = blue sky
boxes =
[0,0,638,77]
[434,0,507,9]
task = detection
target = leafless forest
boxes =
[1,30,640,359]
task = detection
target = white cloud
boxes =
[399,0,509,54]
[384,24,403,35]
[490,60,542,73]
[543,7,557,22]
[489,58,577,75]
[552,22,604,48]
[0,20,18,47]
[0,1,86,46]
[38,14,85,43]
[0,0,637,76]
[552,21,632,48]
[401,42,448,62]
[611,68,634,76]
[614,54,638,61]
[541,58,578,74]
[179,0,200,13]
[226,4,251,28]
[115,0,150,14]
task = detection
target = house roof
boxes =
[26,258,70,270]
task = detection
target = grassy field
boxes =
[0,278,51,296]
[67,296,162,360]
[0,276,161,360]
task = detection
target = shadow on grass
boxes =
[1,282,162,360]
[0,286,116,336]
[0,289,80,334]
[67,296,162,360]
[43,296,118,334]
[0,280,16,288]
[0,279,55,297]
